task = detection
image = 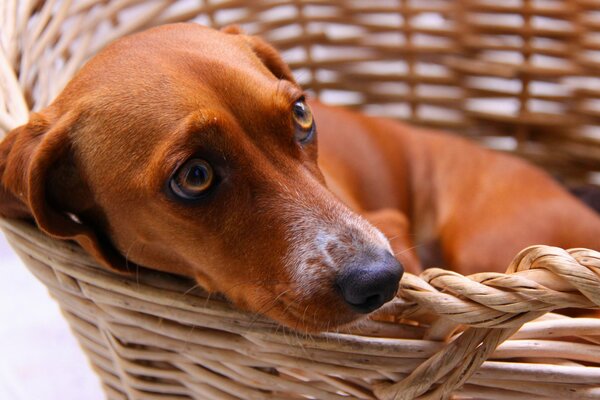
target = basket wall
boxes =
[1,1,600,400]
[2,0,600,183]
[3,219,600,400]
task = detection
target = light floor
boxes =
[0,231,104,399]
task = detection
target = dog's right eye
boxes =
[292,99,315,144]
[170,158,214,199]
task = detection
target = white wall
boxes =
[0,232,103,400]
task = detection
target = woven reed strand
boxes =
[2,0,600,184]
[1,216,600,399]
[1,1,600,399]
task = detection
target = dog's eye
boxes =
[170,158,214,199]
[292,99,315,144]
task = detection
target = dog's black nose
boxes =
[335,251,403,313]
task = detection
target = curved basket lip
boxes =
[3,216,599,335]
[3,216,600,400]
[0,217,439,345]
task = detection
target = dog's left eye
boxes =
[170,158,214,199]
[292,99,315,144]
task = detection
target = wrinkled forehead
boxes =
[59,25,282,123]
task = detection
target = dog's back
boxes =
[311,100,600,274]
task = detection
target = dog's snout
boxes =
[335,251,403,314]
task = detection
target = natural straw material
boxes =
[2,218,600,399]
[1,1,600,399]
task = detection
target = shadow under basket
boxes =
[1,1,600,399]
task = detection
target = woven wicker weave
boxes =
[1,1,600,399]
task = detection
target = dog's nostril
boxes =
[349,294,384,310]
[336,251,403,314]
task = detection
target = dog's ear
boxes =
[0,114,134,274]
[0,127,34,219]
[222,25,296,83]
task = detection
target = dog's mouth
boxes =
[259,284,400,332]
[272,297,359,331]
[255,288,372,332]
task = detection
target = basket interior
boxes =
[1,0,600,184]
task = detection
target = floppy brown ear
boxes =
[0,114,134,274]
[0,126,34,219]
[222,25,296,83]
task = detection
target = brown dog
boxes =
[1,23,599,331]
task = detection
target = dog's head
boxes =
[0,24,402,331]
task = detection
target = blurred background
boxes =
[0,232,102,399]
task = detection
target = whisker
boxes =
[182,283,201,297]
[385,232,423,241]
[247,289,291,329]
[393,242,426,257]
[301,305,309,331]
[384,233,402,242]
[203,290,213,309]
[123,238,142,288]
[220,279,296,297]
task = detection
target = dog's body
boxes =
[1,23,599,331]
[313,102,600,275]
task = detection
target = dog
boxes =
[1,23,599,331]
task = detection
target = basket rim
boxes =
[2,216,600,399]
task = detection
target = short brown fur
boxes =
[1,23,599,330]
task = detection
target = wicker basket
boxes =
[1,1,600,399]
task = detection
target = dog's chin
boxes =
[220,282,370,332]
[260,302,365,333]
